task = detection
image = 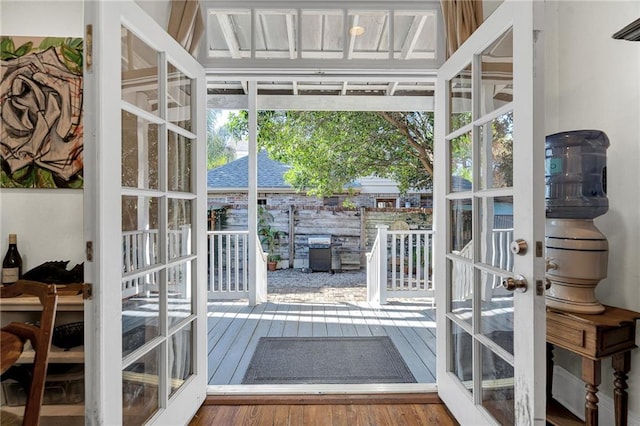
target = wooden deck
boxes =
[207,298,437,385]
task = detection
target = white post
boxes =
[248,81,260,305]
[377,225,389,304]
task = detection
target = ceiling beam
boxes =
[217,14,242,59]
[285,13,296,59]
[401,15,427,59]
[347,14,359,60]
[208,94,434,111]
[341,81,348,95]
[386,81,399,96]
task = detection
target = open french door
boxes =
[434,1,546,424]
[84,1,207,424]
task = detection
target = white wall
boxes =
[0,1,85,269]
[546,0,640,419]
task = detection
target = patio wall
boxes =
[213,205,432,269]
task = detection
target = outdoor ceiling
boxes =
[201,1,444,102]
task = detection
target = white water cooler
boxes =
[545,130,609,314]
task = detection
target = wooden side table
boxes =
[546,305,640,426]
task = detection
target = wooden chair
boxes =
[1,280,58,426]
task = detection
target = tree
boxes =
[207,110,236,169]
[226,110,435,197]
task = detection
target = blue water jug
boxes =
[545,130,609,219]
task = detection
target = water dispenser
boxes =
[545,130,609,314]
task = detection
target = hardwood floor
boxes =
[207,299,437,385]
[189,394,459,425]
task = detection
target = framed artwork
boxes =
[1,36,83,188]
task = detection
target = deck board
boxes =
[208,297,438,385]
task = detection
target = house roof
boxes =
[207,150,293,190]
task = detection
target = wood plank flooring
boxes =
[207,299,437,385]
[189,395,459,426]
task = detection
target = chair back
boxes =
[1,280,58,426]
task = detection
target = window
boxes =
[420,194,433,208]
[257,198,267,205]
[376,198,397,208]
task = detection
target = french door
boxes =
[84,2,207,424]
[434,1,546,424]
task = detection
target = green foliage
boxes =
[257,207,285,261]
[207,110,236,169]
[225,110,435,198]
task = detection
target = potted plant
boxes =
[258,207,285,271]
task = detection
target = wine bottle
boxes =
[2,234,22,286]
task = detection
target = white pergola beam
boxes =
[285,13,296,59]
[401,15,427,59]
[386,81,399,96]
[347,14,359,60]
[207,94,434,111]
[217,14,242,59]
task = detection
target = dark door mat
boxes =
[242,336,416,384]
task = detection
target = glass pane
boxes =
[121,110,159,189]
[168,261,193,329]
[480,271,514,355]
[168,131,192,192]
[121,26,158,115]
[348,11,389,58]
[256,10,297,58]
[449,65,472,132]
[393,12,437,59]
[480,29,513,116]
[169,322,193,397]
[450,198,473,256]
[450,132,473,192]
[168,199,192,259]
[123,347,160,426]
[450,320,473,394]
[479,111,513,189]
[122,196,160,272]
[167,62,192,131]
[481,345,515,424]
[450,259,473,326]
[478,196,514,270]
[122,275,160,357]
[301,10,343,59]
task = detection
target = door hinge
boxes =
[86,241,93,262]
[536,241,543,257]
[85,24,93,73]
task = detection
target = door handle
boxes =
[502,275,528,293]
[510,239,528,255]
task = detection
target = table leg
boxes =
[612,351,631,426]
[546,343,554,400]
[582,358,601,426]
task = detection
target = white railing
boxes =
[208,230,250,299]
[452,228,514,301]
[122,227,190,299]
[366,225,435,304]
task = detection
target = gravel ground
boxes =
[266,268,367,303]
[267,268,366,288]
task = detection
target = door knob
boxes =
[510,239,528,255]
[502,275,528,293]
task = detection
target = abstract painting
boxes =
[1,36,83,188]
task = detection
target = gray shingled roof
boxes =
[207,150,292,189]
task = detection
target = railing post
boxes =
[377,225,389,305]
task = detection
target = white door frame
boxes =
[84,1,207,424]
[434,1,546,424]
